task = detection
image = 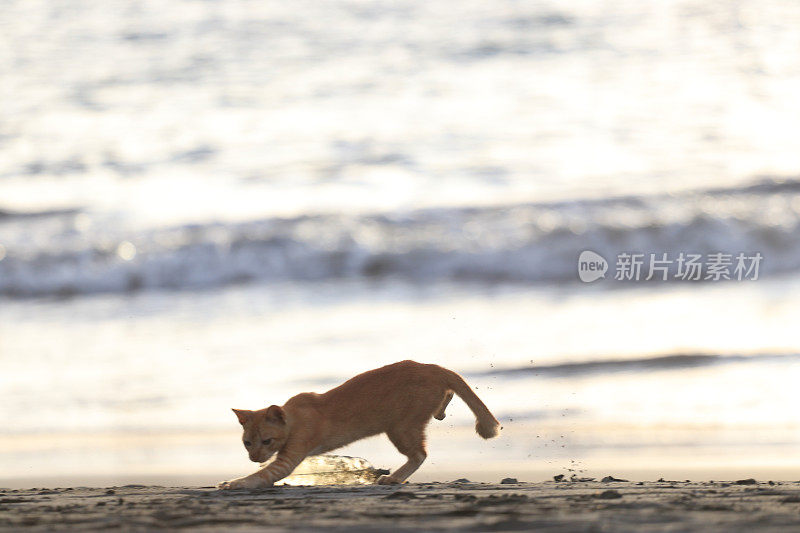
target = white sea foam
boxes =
[1,179,799,296]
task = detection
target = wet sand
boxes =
[3,479,800,532]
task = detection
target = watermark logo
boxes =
[578,250,608,282]
[578,250,763,282]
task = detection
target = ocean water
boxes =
[2,0,800,485]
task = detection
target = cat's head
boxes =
[231,406,289,463]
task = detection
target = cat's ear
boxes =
[265,405,285,425]
[231,408,252,425]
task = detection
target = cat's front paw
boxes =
[377,474,402,485]
[217,475,272,490]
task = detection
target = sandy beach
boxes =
[3,478,800,532]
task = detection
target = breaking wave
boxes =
[1,177,800,298]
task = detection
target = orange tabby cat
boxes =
[218,360,500,489]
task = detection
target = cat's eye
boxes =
[243,440,251,447]
[262,438,272,445]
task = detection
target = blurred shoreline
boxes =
[3,277,800,484]
[3,421,800,489]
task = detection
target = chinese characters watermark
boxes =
[578,251,762,283]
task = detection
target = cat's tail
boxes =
[441,368,500,439]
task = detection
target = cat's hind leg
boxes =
[434,390,454,420]
[378,425,427,485]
